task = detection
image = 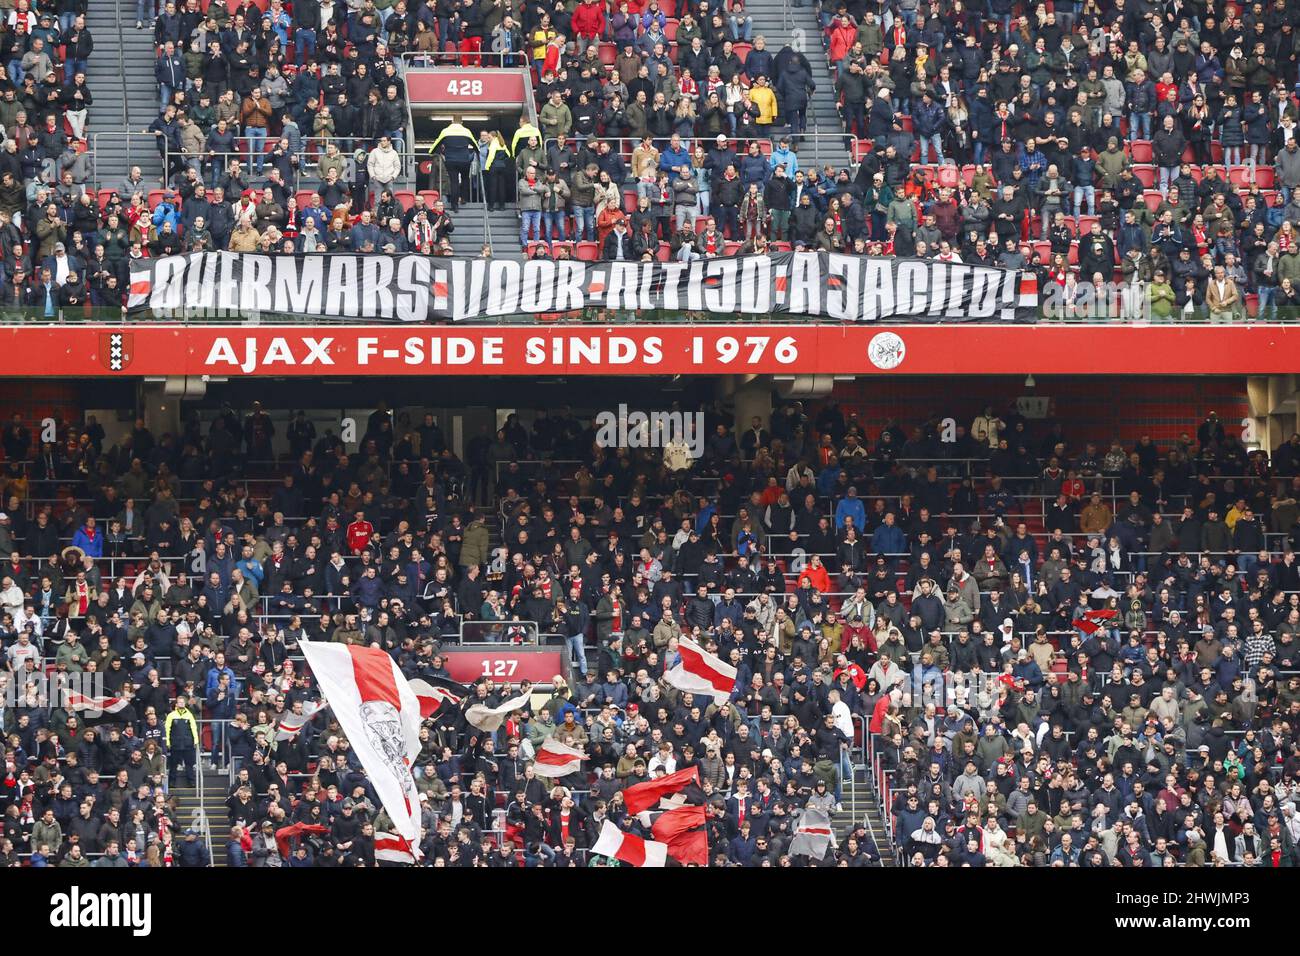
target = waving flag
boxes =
[622,765,701,816]
[1074,608,1119,635]
[650,803,709,866]
[532,736,587,778]
[665,637,737,701]
[274,822,330,857]
[409,676,469,718]
[300,641,424,854]
[374,831,418,864]
[274,700,326,741]
[64,691,131,716]
[789,807,836,861]
[591,819,668,867]
[465,688,533,732]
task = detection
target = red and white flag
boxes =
[789,807,836,860]
[374,831,417,864]
[591,819,668,867]
[408,677,468,718]
[622,765,701,816]
[1074,608,1119,635]
[274,700,326,741]
[299,641,424,853]
[64,691,131,715]
[651,803,709,866]
[464,688,532,732]
[531,736,586,778]
[665,637,737,701]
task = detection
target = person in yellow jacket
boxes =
[531,23,557,64]
[479,130,512,209]
[511,117,542,156]
[429,119,479,211]
[750,74,778,126]
[164,694,201,787]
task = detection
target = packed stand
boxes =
[0,398,1298,867]
[0,0,103,315]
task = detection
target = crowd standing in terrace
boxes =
[0,0,1294,315]
[0,398,1298,867]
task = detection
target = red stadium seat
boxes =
[1246,293,1259,318]
[394,190,415,211]
[575,241,599,261]
[1077,215,1099,234]
[418,190,441,207]
[733,42,752,62]
[1132,164,1156,187]
[1142,189,1164,212]
[147,189,165,209]
[1129,140,1153,163]
[656,242,671,261]
[295,189,316,209]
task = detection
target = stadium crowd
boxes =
[0,0,1294,315]
[0,396,1298,868]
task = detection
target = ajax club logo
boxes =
[867,332,905,370]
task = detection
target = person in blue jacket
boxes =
[70,517,104,557]
[833,487,866,530]
[871,511,907,561]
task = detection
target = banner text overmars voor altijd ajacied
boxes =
[130,251,1036,324]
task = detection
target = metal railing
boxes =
[91,133,160,195]
[401,50,530,69]
[194,738,216,867]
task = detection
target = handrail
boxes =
[113,0,130,134]
[194,738,216,867]
[475,156,494,254]
[401,50,530,69]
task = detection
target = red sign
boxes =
[405,69,528,108]
[441,648,565,684]
[7,323,1300,376]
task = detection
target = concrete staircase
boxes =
[836,766,895,865]
[86,0,165,187]
[741,0,854,174]
[452,202,526,260]
[170,777,230,866]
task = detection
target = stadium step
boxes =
[838,767,896,866]
[86,0,165,188]
[738,0,854,174]
[453,202,527,260]
[169,779,231,867]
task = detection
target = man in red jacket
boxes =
[571,0,606,42]
[345,510,374,554]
